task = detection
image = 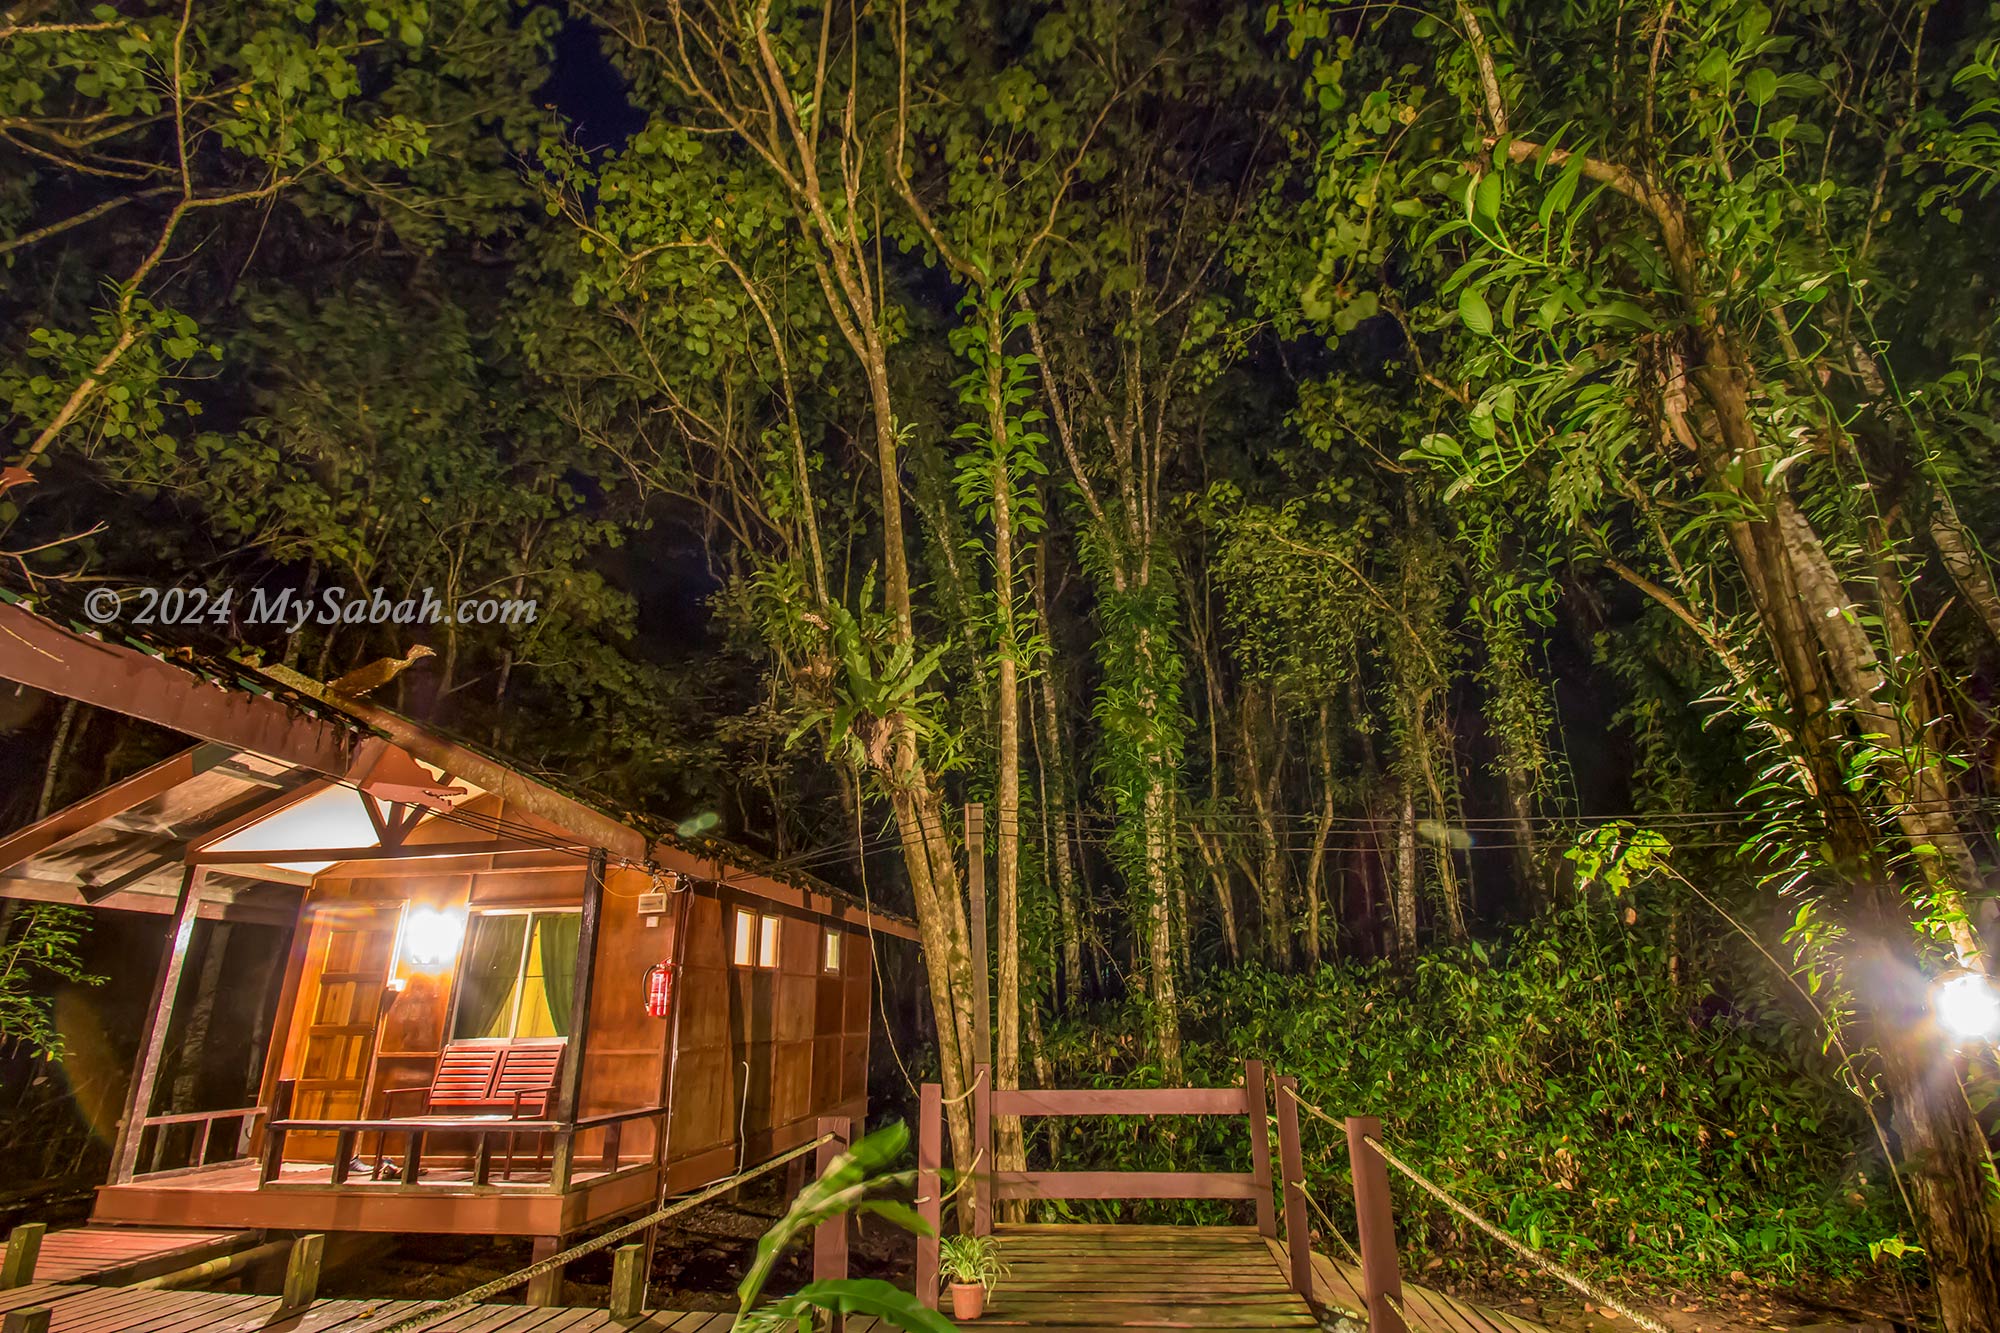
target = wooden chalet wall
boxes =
[255,799,876,1184]
[646,885,873,1192]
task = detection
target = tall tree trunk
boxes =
[1191,827,1242,964]
[1031,536,1086,1003]
[1499,761,1540,910]
[1392,782,1420,955]
[1929,497,2000,649]
[984,303,1028,1214]
[1574,160,2000,1322]
[1416,713,1468,941]
[1142,771,1181,1080]
[1237,687,1291,966]
[37,698,80,820]
[1302,703,1337,966]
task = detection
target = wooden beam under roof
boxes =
[0,744,227,876]
[0,874,298,926]
[0,600,356,776]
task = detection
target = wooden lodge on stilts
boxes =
[0,590,916,1299]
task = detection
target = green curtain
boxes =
[452,914,526,1040]
[537,913,582,1037]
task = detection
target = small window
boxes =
[734,908,782,969]
[451,910,581,1040]
[823,929,842,974]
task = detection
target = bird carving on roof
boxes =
[327,643,437,698]
[259,643,436,701]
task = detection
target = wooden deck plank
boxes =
[122,1289,262,1332]
[0,1281,83,1314]
[1303,1247,1553,1333]
[30,1226,257,1285]
[134,1290,267,1333]
[987,1223,1320,1332]
[45,1282,175,1330]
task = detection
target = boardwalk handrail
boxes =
[915,1059,1279,1309]
[343,1128,842,1333]
[975,1057,1278,1229]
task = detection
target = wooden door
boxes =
[284,907,399,1156]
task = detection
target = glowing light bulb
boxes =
[402,907,465,971]
[1934,971,2000,1043]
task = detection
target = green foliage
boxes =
[0,907,106,1061]
[936,1234,1009,1291]
[734,1123,953,1333]
[1045,892,1899,1283]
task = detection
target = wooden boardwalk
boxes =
[984,1224,1319,1330]
[16,1227,256,1285]
[963,1223,1546,1333]
[0,1280,742,1332]
[0,1229,1551,1333]
[1295,1245,1555,1333]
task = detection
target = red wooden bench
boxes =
[374,1038,566,1179]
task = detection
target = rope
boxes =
[346,1133,837,1333]
[1274,1086,1669,1333]
[914,1148,986,1209]
[1297,1180,1364,1266]
[1362,1134,1669,1333]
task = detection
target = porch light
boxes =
[401,907,466,971]
[1933,969,2000,1043]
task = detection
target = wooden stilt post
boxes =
[526,1236,564,1307]
[259,1080,294,1185]
[278,1233,323,1314]
[917,1082,942,1309]
[114,866,206,1182]
[1275,1075,1313,1303]
[967,805,990,1072]
[1,1306,49,1333]
[609,1243,645,1321]
[1245,1060,1275,1239]
[972,1062,993,1236]
[0,1224,43,1290]
[814,1116,852,1333]
[1347,1115,1407,1333]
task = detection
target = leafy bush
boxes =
[1041,895,1897,1285]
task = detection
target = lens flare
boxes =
[1934,971,2000,1043]
[400,907,464,971]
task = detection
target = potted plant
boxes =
[938,1233,1007,1320]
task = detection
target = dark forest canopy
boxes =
[5,0,2000,1323]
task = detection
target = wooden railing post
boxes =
[0,1224,44,1291]
[917,1082,942,1309]
[972,1063,993,1236]
[1346,1116,1407,1333]
[278,1233,323,1315]
[1245,1060,1275,1239]
[610,1243,646,1321]
[1274,1075,1313,1303]
[258,1081,294,1185]
[0,1306,49,1333]
[814,1116,852,1333]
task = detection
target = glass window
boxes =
[823,929,842,974]
[733,908,757,967]
[758,914,781,968]
[451,910,581,1040]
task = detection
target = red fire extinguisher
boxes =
[644,961,674,1019]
